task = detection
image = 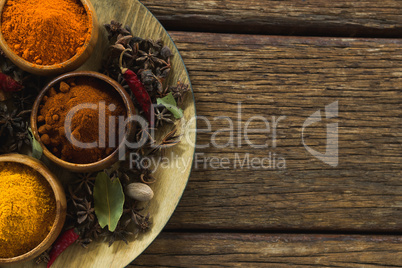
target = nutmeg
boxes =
[125,183,154,202]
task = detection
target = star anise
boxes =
[73,173,96,195]
[155,107,173,127]
[9,121,30,152]
[104,20,131,40]
[156,85,170,99]
[67,185,84,208]
[86,222,104,240]
[106,220,134,247]
[123,200,152,231]
[0,108,28,137]
[171,81,190,105]
[133,212,152,233]
[76,198,95,225]
[135,124,155,145]
[146,39,164,51]
[13,91,33,111]
[123,200,144,216]
[136,49,163,69]
[149,127,181,154]
[116,41,138,62]
[102,21,176,99]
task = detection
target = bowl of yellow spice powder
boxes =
[0,0,98,76]
[0,154,67,265]
[31,71,136,173]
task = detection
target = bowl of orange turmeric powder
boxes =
[31,71,136,173]
[0,0,98,76]
[0,154,67,265]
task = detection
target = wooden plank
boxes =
[140,0,402,37]
[163,32,402,231]
[130,232,402,267]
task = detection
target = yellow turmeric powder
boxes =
[1,0,91,65]
[0,162,56,258]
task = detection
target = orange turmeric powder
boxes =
[1,0,91,65]
[38,77,125,164]
[0,162,56,258]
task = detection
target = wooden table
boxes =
[130,1,402,266]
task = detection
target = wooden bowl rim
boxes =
[0,153,66,264]
[0,0,98,72]
[30,70,136,172]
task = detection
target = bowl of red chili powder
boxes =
[0,0,98,76]
[31,71,136,172]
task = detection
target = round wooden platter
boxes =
[4,0,196,267]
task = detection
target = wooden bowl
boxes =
[0,0,98,76]
[0,154,67,265]
[30,71,136,173]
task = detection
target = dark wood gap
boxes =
[162,20,402,38]
[163,228,402,236]
[130,232,402,267]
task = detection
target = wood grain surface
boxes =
[162,31,402,232]
[2,0,400,266]
[130,232,402,267]
[140,0,402,37]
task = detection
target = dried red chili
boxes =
[47,228,79,268]
[119,49,152,124]
[0,73,22,92]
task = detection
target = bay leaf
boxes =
[93,172,124,232]
[157,92,183,119]
[28,127,43,159]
